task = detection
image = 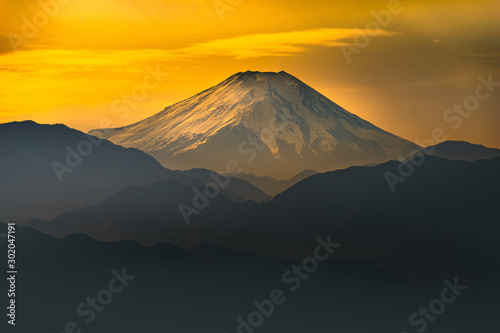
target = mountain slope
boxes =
[23,179,242,247]
[0,121,202,221]
[231,169,318,196]
[426,140,500,161]
[179,168,271,202]
[91,71,420,178]
[210,155,500,282]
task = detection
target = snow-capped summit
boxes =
[90,71,419,178]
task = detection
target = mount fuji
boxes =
[91,71,420,178]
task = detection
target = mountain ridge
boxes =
[0,121,267,221]
[426,140,500,161]
[23,155,500,285]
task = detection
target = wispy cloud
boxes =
[176,28,401,59]
[0,49,178,74]
[0,28,402,72]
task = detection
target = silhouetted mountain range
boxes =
[179,168,272,202]
[0,121,272,221]
[24,179,238,246]
[3,224,498,333]
[24,155,500,284]
[231,169,318,196]
[3,117,499,333]
[426,140,500,161]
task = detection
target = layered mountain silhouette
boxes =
[4,77,499,333]
[0,121,267,221]
[4,73,499,333]
[24,155,500,283]
[12,223,489,333]
[179,168,271,202]
[426,140,500,161]
[90,71,420,179]
[24,179,239,246]
[7,223,500,333]
[231,169,318,196]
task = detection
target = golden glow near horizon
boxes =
[0,0,499,147]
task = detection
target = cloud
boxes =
[175,28,401,59]
[0,28,403,75]
[0,49,178,75]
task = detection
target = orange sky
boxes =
[0,0,499,147]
